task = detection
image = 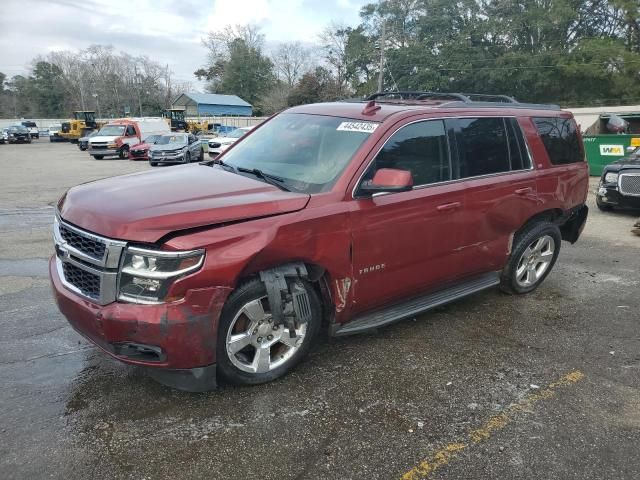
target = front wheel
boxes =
[150,161,158,167]
[217,278,322,385]
[93,155,104,160]
[118,145,129,159]
[500,222,561,295]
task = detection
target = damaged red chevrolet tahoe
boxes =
[50,92,589,391]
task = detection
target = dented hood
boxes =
[59,165,310,243]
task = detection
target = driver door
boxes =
[349,118,467,314]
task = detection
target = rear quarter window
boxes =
[533,117,583,165]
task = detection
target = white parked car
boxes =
[208,126,254,158]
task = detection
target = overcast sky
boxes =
[0,0,369,88]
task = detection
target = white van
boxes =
[88,118,170,160]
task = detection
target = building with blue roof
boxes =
[171,93,253,117]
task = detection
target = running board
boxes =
[332,272,501,336]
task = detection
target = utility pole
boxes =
[377,20,386,93]
[135,65,143,116]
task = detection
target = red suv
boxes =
[50,92,589,391]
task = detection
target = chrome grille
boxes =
[619,174,640,196]
[59,222,106,260]
[62,262,101,300]
[54,216,126,305]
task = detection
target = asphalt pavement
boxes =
[1,140,639,479]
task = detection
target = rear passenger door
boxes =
[453,117,537,276]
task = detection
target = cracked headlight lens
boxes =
[604,172,619,184]
[118,247,205,304]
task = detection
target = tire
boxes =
[199,148,204,162]
[150,161,158,167]
[118,145,129,159]
[217,277,322,385]
[185,151,191,163]
[500,221,561,295]
[49,137,53,143]
[93,155,104,160]
[596,196,612,211]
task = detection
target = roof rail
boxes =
[365,91,561,110]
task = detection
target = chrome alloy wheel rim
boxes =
[515,235,555,287]
[226,296,307,374]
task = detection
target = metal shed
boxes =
[171,93,253,117]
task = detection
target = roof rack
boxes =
[364,91,561,111]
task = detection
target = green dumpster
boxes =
[581,112,640,176]
[583,134,640,176]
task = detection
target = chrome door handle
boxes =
[515,187,533,195]
[436,201,461,211]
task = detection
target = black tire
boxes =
[150,161,158,167]
[93,155,104,160]
[217,277,322,386]
[185,151,191,163]
[596,196,612,211]
[79,145,87,151]
[118,145,129,159]
[49,137,53,142]
[500,221,561,295]
[199,148,204,162]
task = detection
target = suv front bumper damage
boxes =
[50,256,231,391]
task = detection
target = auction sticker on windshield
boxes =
[336,122,379,133]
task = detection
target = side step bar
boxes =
[332,272,501,336]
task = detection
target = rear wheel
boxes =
[185,151,191,163]
[217,278,321,385]
[93,155,104,160]
[500,221,561,295]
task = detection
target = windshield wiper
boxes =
[237,167,290,191]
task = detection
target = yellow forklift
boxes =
[59,111,100,142]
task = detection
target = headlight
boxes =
[118,247,205,304]
[604,172,619,184]
[108,143,117,148]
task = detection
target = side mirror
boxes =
[359,168,413,195]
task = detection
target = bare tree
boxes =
[272,42,312,87]
[319,22,351,96]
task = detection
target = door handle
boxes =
[515,187,533,195]
[436,201,461,211]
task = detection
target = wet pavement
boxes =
[1,141,639,479]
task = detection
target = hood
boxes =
[89,135,119,144]
[604,156,640,172]
[59,165,310,243]
[150,143,186,152]
[131,142,151,151]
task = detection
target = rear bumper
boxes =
[49,256,231,372]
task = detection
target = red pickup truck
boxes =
[50,92,589,391]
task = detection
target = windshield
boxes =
[222,114,376,194]
[22,122,36,128]
[156,134,187,145]
[144,134,162,144]
[98,125,125,136]
[227,128,249,139]
[9,126,28,133]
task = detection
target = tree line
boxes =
[2,0,639,119]
[0,45,191,119]
[199,0,640,111]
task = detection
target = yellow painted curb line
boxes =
[401,370,585,480]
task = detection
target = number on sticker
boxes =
[336,122,379,133]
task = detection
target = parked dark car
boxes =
[6,125,32,144]
[148,133,203,166]
[50,92,589,391]
[78,131,99,151]
[596,147,640,211]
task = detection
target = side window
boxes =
[366,120,450,186]
[126,125,136,136]
[506,118,531,170]
[457,118,510,178]
[533,117,583,165]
